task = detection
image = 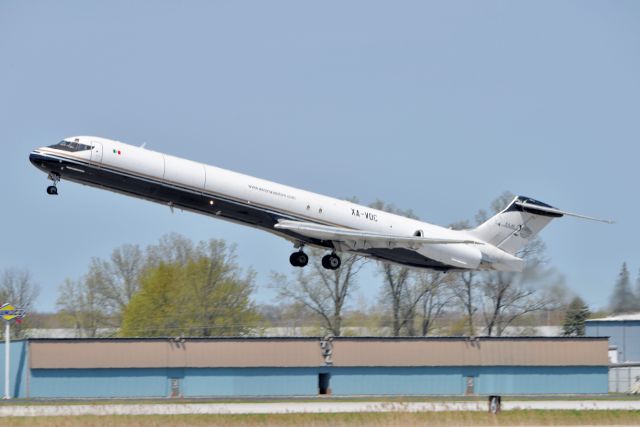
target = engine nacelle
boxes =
[478,245,525,272]
[417,244,482,270]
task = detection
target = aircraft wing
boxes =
[274,220,480,249]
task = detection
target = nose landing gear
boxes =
[46,173,60,196]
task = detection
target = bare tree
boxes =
[417,271,455,336]
[0,269,40,312]
[56,276,108,338]
[379,263,413,336]
[0,269,40,337]
[481,263,563,336]
[451,271,479,335]
[380,268,453,336]
[89,243,144,325]
[272,249,365,336]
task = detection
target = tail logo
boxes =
[496,222,532,238]
[519,226,533,238]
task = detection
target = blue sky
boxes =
[1,1,638,312]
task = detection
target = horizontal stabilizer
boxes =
[514,201,614,224]
[470,195,613,255]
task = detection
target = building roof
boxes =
[587,313,640,322]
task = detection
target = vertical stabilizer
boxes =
[469,196,562,255]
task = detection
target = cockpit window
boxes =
[49,140,93,152]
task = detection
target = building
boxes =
[0,337,608,399]
[586,313,640,393]
[586,313,640,363]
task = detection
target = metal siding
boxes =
[0,341,28,398]
[183,368,318,397]
[30,369,171,398]
[586,321,640,362]
[15,338,611,398]
[332,339,607,367]
[30,340,324,369]
[30,338,608,369]
[475,366,609,395]
[622,323,640,362]
[23,365,610,398]
[329,367,464,395]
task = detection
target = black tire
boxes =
[46,186,58,195]
[297,252,309,267]
[290,252,300,267]
[290,251,308,267]
[328,254,341,270]
[322,254,341,270]
[321,255,330,269]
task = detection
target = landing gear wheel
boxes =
[289,251,309,267]
[46,173,60,196]
[322,254,341,270]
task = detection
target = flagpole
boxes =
[1,303,24,400]
[4,320,9,399]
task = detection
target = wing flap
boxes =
[274,220,480,248]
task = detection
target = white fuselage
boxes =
[30,136,524,271]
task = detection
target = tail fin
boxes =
[469,195,613,255]
[469,196,562,255]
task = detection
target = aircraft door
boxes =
[90,141,103,164]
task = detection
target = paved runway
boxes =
[1,400,640,417]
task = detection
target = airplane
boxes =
[29,136,611,272]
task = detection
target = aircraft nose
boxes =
[29,150,40,165]
[29,149,48,169]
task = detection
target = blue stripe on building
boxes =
[25,366,608,398]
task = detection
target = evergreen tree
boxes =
[609,263,639,313]
[562,296,590,336]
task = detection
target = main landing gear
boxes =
[321,253,341,270]
[288,249,342,270]
[46,173,60,196]
[289,251,309,267]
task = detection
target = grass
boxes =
[2,410,640,426]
